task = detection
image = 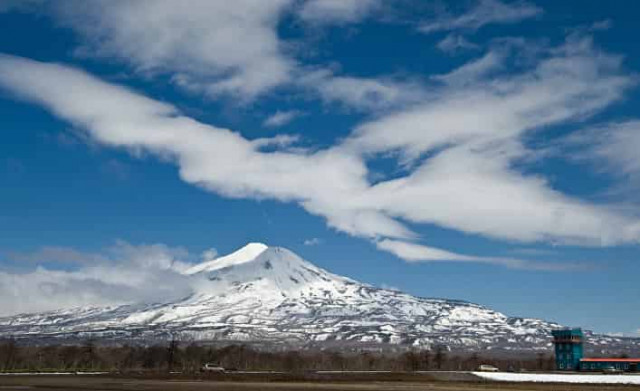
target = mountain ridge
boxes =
[1,243,638,354]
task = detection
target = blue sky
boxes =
[0,0,639,335]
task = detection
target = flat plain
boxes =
[1,376,640,391]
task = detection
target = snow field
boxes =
[473,371,640,385]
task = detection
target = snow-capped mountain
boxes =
[0,243,637,352]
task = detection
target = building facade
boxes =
[580,358,639,372]
[552,328,584,370]
[552,328,639,372]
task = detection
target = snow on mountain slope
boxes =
[185,242,268,274]
[0,243,637,352]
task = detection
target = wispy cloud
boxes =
[299,69,426,111]
[566,120,640,184]
[0,241,199,316]
[9,1,425,114]
[437,34,480,54]
[432,50,504,85]
[263,110,303,127]
[297,0,380,24]
[419,0,542,34]
[303,238,322,246]
[201,247,219,262]
[51,0,296,100]
[376,240,578,271]
[0,33,638,270]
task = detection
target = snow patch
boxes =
[474,372,640,385]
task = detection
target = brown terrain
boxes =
[1,374,639,391]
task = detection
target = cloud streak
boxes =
[437,34,480,54]
[0,34,638,270]
[419,0,542,34]
[298,0,380,24]
[376,239,575,271]
[263,110,303,128]
[568,120,640,185]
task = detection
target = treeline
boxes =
[0,338,555,373]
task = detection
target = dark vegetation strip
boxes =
[0,338,556,374]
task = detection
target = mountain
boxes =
[0,243,638,353]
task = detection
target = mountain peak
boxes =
[239,242,269,253]
[185,244,352,300]
[186,242,269,275]
[2,241,607,354]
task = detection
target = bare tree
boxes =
[167,337,179,372]
[420,349,431,370]
[0,338,17,370]
[401,351,420,371]
[434,346,447,370]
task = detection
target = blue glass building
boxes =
[552,328,640,371]
[552,328,584,370]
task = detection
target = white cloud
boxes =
[568,120,640,185]
[0,36,639,272]
[0,54,406,241]
[342,37,640,245]
[298,0,380,24]
[376,240,575,271]
[300,69,426,111]
[303,238,322,246]
[252,134,302,150]
[377,239,477,262]
[347,36,630,160]
[0,241,195,316]
[263,110,303,127]
[201,248,219,262]
[419,0,542,34]
[368,144,640,245]
[6,1,423,112]
[40,0,401,108]
[432,50,504,86]
[51,0,295,100]
[437,34,480,54]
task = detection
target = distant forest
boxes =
[0,338,557,373]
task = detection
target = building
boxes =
[552,328,583,370]
[552,328,640,372]
[580,358,639,372]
